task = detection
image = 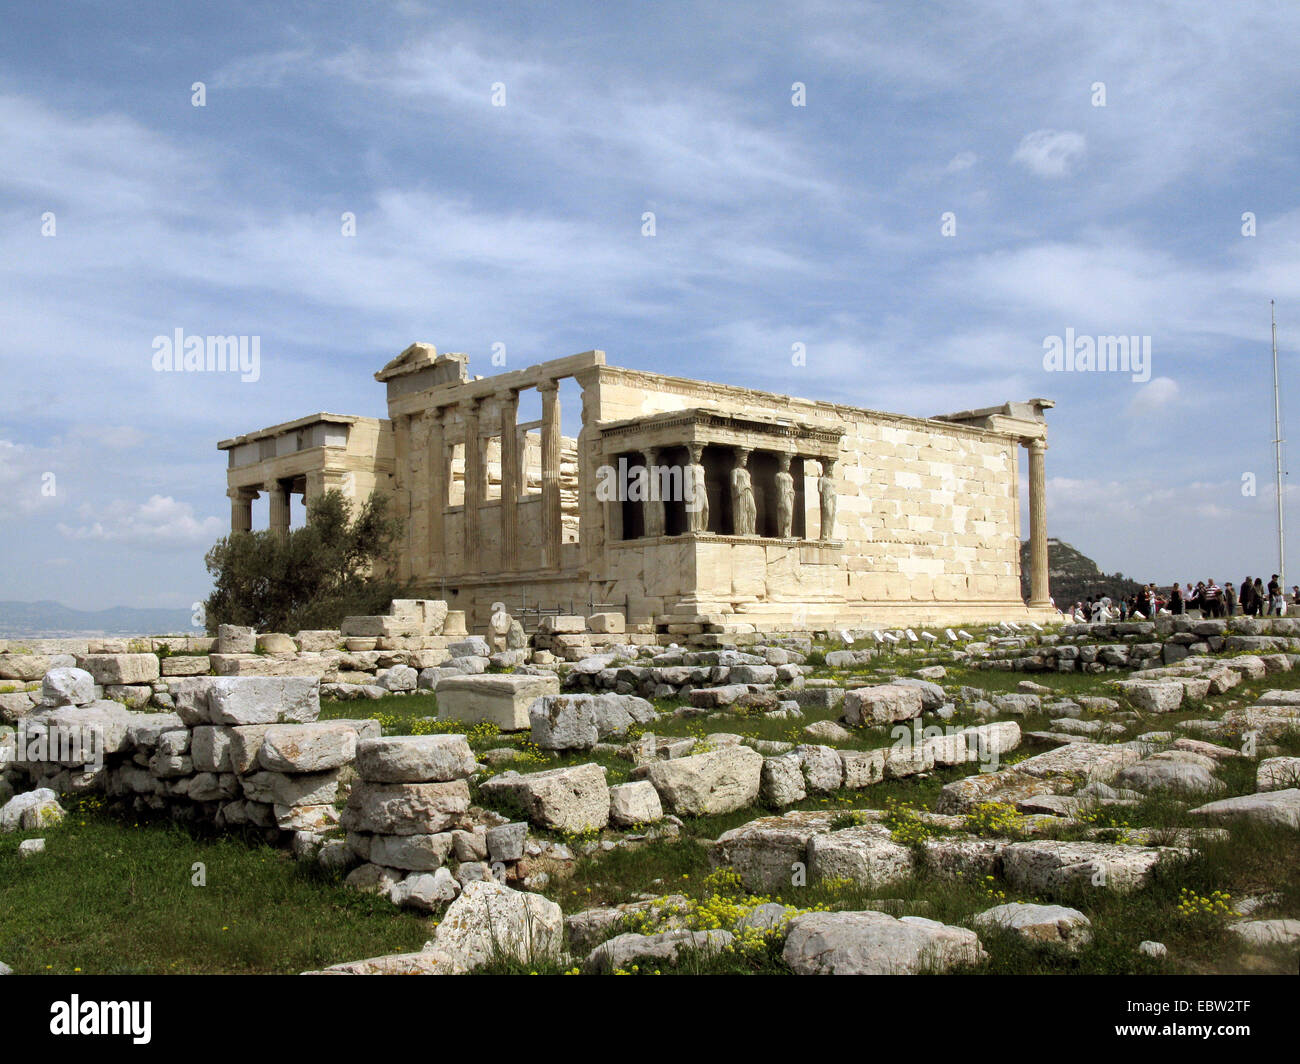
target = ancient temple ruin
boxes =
[218,344,1055,632]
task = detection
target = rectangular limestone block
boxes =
[435,673,560,731]
[340,615,396,638]
[341,780,471,835]
[258,722,358,772]
[206,676,321,725]
[539,615,586,634]
[161,655,211,676]
[368,831,454,871]
[79,653,161,685]
[0,654,56,681]
[587,612,625,634]
[191,725,233,772]
[216,625,256,654]
[295,630,342,653]
[227,725,273,774]
[241,769,339,807]
[209,655,330,678]
[356,735,476,783]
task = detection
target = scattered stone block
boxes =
[1002,840,1188,895]
[843,684,924,725]
[584,929,733,974]
[639,745,763,817]
[426,881,563,970]
[608,781,663,827]
[1257,757,1300,791]
[972,902,1092,950]
[478,763,610,833]
[783,910,987,974]
[761,753,807,807]
[437,673,560,731]
[808,826,914,888]
[39,667,96,708]
[1189,789,1300,830]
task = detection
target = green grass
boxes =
[7,634,1296,976]
[528,811,1300,975]
[0,794,432,974]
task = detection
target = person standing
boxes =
[1241,577,1255,616]
[1205,579,1222,618]
[1223,579,1237,617]
[1170,583,1184,614]
[1268,574,1283,616]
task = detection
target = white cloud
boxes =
[1011,130,1086,178]
[945,151,978,173]
[1127,375,1180,416]
[0,438,62,516]
[57,496,223,548]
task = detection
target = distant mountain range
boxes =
[0,600,198,639]
[1019,538,1145,607]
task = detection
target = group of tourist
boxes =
[1067,575,1300,622]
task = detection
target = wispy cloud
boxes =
[1,1,1299,606]
[1011,130,1086,178]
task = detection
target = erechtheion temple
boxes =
[218,344,1056,632]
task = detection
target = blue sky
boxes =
[2,0,1299,611]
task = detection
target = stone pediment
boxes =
[375,343,470,386]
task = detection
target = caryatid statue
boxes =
[685,442,709,532]
[775,453,795,538]
[731,447,757,536]
[818,457,838,541]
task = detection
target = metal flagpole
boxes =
[1272,299,1285,594]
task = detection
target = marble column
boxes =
[1027,438,1051,606]
[497,389,521,571]
[539,379,562,569]
[576,370,603,566]
[265,479,289,539]
[644,446,665,537]
[393,414,412,581]
[228,488,254,534]
[427,407,447,576]
[462,398,483,573]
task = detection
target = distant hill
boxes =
[0,600,198,639]
[1019,539,1145,607]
